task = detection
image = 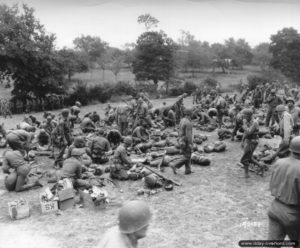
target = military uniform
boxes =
[116,105,129,136]
[110,144,132,180]
[265,93,282,127]
[277,111,294,158]
[90,136,111,164]
[268,155,300,246]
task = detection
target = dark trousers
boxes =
[266,108,279,127]
[169,154,191,173]
[240,139,258,165]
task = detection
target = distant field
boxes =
[0,65,262,100]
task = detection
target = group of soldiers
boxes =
[1,79,300,246]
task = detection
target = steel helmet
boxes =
[241,108,253,117]
[276,105,286,113]
[75,101,81,107]
[118,200,151,234]
[286,97,295,104]
[124,136,133,146]
[290,136,300,154]
[144,174,158,188]
[271,89,276,94]
[184,108,193,116]
[61,108,69,117]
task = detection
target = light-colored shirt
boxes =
[96,226,137,248]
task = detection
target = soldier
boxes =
[268,136,300,246]
[89,129,112,164]
[286,98,300,135]
[116,104,129,136]
[276,105,294,158]
[1,99,12,119]
[97,200,151,248]
[163,108,176,127]
[6,129,33,155]
[253,86,263,109]
[134,98,151,129]
[132,124,149,144]
[214,94,227,128]
[265,89,282,127]
[239,109,263,178]
[51,109,73,167]
[170,108,193,175]
[90,111,100,125]
[80,115,96,133]
[110,136,134,180]
[173,94,185,125]
[70,101,81,121]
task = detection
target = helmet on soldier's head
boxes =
[241,108,253,117]
[118,200,151,234]
[290,136,300,154]
[71,148,84,157]
[144,174,158,188]
[95,128,105,136]
[286,97,295,104]
[61,108,69,117]
[73,136,85,148]
[184,108,193,116]
[75,101,81,107]
[271,89,276,94]
[124,136,133,146]
[276,105,286,113]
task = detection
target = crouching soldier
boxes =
[80,115,96,133]
[170,108,193,175]
[110,136,135,180]
[60,148,90,189]
[89,129,112,164]
[2,149,42,192]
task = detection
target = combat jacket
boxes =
[113,144,132,166]
[270,155,300,206]
[279,111,294,139]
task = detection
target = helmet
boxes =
[276,105,286,113]
[71,148,84,157]
[61,108,69,117]
[144,174,158,188]
[286,97,295,104]
[152,130,161,137]
[118,200,151,233]
[75,101,81,107]
[74,136,85,148]
[241,108,253,117]
[124,136,133,146]
[164,180,174,191]
[290,136,300,154]
[95,128,105,136]
[271,89,276,94]
[184,108,193,116]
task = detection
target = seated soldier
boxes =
[19,116,36,132]
[2,149,42,192]
[107,129,122,150]
[163,108,176,127]
[60,148,90,189]
[66,136,90,159]
[90,111,100,124]
[110,136,135,180]
[6,129,33,154]
[80,115,96,133]
[89,129,112,164]
[132,124,150,144]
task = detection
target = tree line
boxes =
[0,4,300,102]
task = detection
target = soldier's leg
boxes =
[268,215,286,240]
[265,109,272,127]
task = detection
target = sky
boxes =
[1,0,300,49]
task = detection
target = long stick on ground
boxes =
[144,166,182,186]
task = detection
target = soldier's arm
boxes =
[283,115,292,142]
[120,148,132,165]
[2,156,10,174]
[76,162,82,179]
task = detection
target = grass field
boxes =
[0,95,278,248]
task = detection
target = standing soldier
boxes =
[134,98,151,129]
[239,109,262,178]
[51,109,73,167]
[214,94,227,128]
[276,105,294,158]
[253,86,263,109]
[267,136,300,245]
[1,99,12,119]
[286,97,300,136]
[170,108,193,175]
[116,104,129,136]
[265,89,282,127]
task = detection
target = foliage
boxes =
[252,43,272,70]
[133,31,178,87]
[137,13,159,31]
[73,35,108,64]
[183,81,197,95]
[113,81,137,96]
[0,4,64,99]
[200,77,219,89]
[246,75,269,91]
[58,48,89,80]
[269,28,300,83]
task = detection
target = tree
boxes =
[0,4,65,100]
[132,31,178,91]
[252,43,272,70]
[269,28,300,83]
[107,47,124,81]
[137,14,159,31]
[73,35,108,65]
[58,48,89,81]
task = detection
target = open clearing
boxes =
[0,96,277,248]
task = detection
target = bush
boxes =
[201,77,219,89]
[168,87,183,97]
[113,81,137,97]
[183,81,197,95]
[247,75,269,91]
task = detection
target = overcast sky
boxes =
[1,0,300,49]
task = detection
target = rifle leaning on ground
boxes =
[144,165,182,186]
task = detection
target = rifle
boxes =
[144,165,182,186]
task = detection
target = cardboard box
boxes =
[58,188,75,210]
[8,199,30,220]
[40,189,59,214]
